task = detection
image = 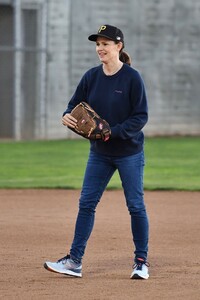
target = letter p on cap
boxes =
[98,25,106,33]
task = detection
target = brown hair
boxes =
[119,50,131,66]
[115,40,131,66]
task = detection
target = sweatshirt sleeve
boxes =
[110,74,148,139]
[62,74,88,116]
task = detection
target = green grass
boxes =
[0,137,199,190]
[144,137,200,190]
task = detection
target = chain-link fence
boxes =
[0,0,47,139]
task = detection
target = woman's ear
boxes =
[117,42,123,52]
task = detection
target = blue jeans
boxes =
[70,150,149,263]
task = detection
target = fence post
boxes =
[14,0,21,140]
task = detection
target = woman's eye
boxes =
[96,42,109,46]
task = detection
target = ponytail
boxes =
[119,51,131,66]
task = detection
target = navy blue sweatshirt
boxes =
[63,63,148,156]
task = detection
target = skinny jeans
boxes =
[70,150,149,263]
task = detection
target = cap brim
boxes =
[88,34,116,42]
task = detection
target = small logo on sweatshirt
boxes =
[115,90,122,94]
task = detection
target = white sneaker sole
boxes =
[44,263,82,278]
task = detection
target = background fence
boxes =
[0,0,200,140]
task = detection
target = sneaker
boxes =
[44,255,82,278]
[130,258,150,280]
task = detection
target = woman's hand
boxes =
[62,113,77,128]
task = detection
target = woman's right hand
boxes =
[62,113,77,128]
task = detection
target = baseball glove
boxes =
[68,102,111,141]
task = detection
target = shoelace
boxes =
[57,254,70,264]
[133,261,150,271]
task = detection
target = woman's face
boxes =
[96,37,122,64]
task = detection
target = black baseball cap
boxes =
[88,24,124,44]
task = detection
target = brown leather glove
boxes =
[68,102,111,141]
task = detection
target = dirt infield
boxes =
[0,189,200,300]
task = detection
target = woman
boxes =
[44,24,150,279]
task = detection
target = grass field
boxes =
[0,137,199,190]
